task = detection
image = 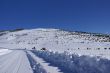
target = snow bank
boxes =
[0,49,12,56]
[26,51,47,73]
[32,50,110,73]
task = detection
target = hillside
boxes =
[0,28,109,57]
[0,28,110,73]
[0,28,109,48]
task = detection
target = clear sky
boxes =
[0,0,110,33]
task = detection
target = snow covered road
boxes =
[0,50,33,73]
[0,50,64,73]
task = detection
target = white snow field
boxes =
[0,28,110,73]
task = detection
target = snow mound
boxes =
[0,49,12,56]
[32,50,110,73]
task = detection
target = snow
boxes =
[0,49,12,56]
[32,50,110,73]
[0,50,33,73]
[0,28,109,59]
[0,28,110,73]
[27,50,63,73]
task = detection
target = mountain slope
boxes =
[0,28,110,58]
[0,28,110,73]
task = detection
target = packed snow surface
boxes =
[0,50,33,73]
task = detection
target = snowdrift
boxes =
[0,49,12,56]
[26,51,47,73]
[32,50,110,73]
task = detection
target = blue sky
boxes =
[0,0,110,33]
